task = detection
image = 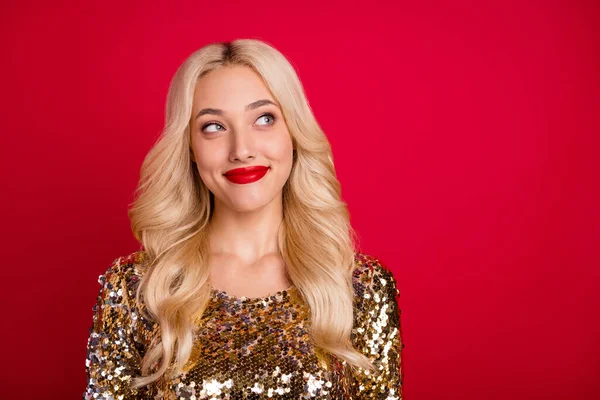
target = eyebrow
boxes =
[194,99,278,120]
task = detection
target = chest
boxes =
[161,291,352,399]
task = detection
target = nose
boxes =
[229,125,256,162]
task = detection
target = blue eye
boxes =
[256,113,276,126]
[202,122,225,133]
[201,113,275,134]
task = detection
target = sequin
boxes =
[83,250,404,399]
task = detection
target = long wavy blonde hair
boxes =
[128,38,375,389]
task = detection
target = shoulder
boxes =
[352,252,400,299]
[99,249,150,290]
[350,252,403,348]
[91,249,154,332]
[93,249,151,318]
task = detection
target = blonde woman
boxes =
[83,39,404,399]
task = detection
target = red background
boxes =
[1,1,598,399]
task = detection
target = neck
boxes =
[208,193,284,264]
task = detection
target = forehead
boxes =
[193,65,275,109]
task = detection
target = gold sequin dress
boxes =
[83,250,404,399]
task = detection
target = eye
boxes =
[202,122,225,133]
[256,113,276,126]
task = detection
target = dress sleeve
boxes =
[350,257,404,399]
[83,256,147,400]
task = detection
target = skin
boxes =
[189,65,295,298]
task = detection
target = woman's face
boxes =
[190,65,294,213]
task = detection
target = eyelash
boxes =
[201,113,277,133]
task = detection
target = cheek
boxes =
[192,144,222,175]
[263,132,294,162]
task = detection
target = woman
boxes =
[83,39,403,399]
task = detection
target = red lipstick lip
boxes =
[223,166,269,176]
[223,165,270,184]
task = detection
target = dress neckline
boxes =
[209,284,297,304]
